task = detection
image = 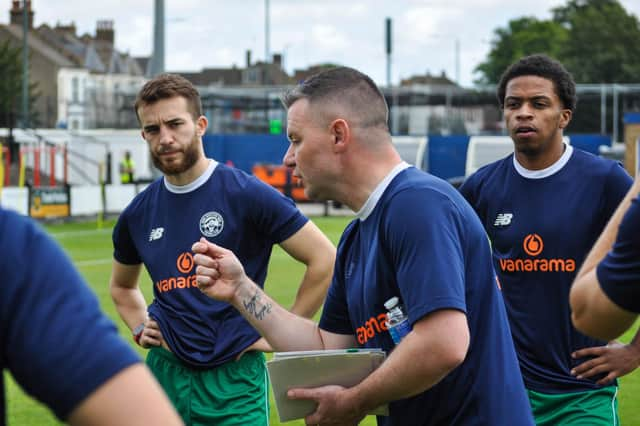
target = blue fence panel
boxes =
[203,134,289,173]
[569,134,611,155]
[624,112,640,124]
[427,135,470,180]
[203,134,227,162]
[203,133,610,179]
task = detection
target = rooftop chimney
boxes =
[246,50,252,68]
[95,20,114,45]
[272,53,282,67]
[10,0,34,29]
[55,22,77,37]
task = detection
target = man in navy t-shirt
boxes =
[193,67,533,425]
[0,207,181,425]
[111,73,336,425]
[460,54,638,425]
[571,177,640,340]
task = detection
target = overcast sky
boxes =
[30,0,640,87]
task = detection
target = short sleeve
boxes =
[246,177,308,244]
[112,210,142,264]
[319,223,356,335]
[383,188,467,324]
[458,173,478,206]
[601,162,633,218]
[0,211,140,420]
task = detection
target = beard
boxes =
[151,133,201,176]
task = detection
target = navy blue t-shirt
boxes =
[598,195,640,313]
[320,165,533,426]
[0,208,140,424]
[113,161,308,368]
[460,146,632,393]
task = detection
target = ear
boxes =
[558,109,572,130]
[196,115,209,136]
[330,119,350,153]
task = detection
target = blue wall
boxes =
[203,134,289,173]
[203,133,612,179]
[427,135,470,180]
[569,134,611,156]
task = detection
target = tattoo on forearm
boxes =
[243,290,272,320]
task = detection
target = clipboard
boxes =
[266,349,389,422]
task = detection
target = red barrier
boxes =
[33,146,41,187]
[49,146,56,186]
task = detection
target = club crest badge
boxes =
[200,212,224,237]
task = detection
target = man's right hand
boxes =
[192,238,249,303]
[137,319,169,350]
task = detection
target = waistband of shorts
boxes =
[148,346,265,370]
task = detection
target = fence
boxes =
[0,129,623,219]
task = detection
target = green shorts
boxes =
[147,347,270,426]
[527,386,619,426]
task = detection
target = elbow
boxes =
[570,312,590,337]
[446,341,468,372]
[319,246,337,276]
[438,333,469,374]
[571,304,605,340]
[572,315,616,342]
[569,281,589,332]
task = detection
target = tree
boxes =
[474,0,640,84]
[0,39,22,127]
[0,39,40,163]
[553,0,640,83]
[474,17,567,84]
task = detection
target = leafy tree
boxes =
[474,17,567,84]
[553,0,640,83]
[0,39,22,127]
[474,0,640,84]
[0,39,40,162]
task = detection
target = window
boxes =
[71,77,79,103]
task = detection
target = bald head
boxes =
[282,67,389,131]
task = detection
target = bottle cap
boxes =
[384,296,399,310]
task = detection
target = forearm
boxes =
[577,178,640,280]
[280,222,336,318]
[289,263,333,318]
[231,276,327,351]
[348,329,464,412]
[110,284,148,330]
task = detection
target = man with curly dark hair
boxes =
[461,54,639,425]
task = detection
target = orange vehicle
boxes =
[252,164,309,202]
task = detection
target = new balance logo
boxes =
[494,213,513,227]
[149,227,164,241]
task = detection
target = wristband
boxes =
[133,323,145,346]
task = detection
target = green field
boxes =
[4,217,640,425]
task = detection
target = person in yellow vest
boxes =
[120,151,136,184]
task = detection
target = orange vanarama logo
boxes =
[523,234,543,256]
[155,252,198,293]
[499,234,576,273]
[177,252,194,273]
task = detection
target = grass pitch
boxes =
[4,216,640,425]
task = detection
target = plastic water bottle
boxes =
[384,296,411,345]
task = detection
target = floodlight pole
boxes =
[385,17,392,88]
[21,1,29,129]
[455,37,460,85]
[265,0,270,62]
